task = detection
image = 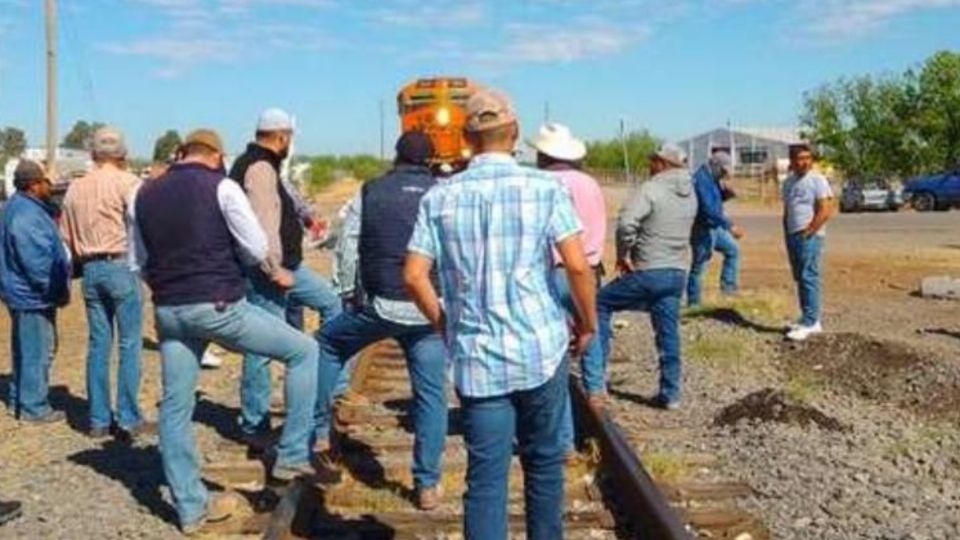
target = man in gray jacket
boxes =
[583,143,697,410]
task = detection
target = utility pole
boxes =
[620,118,632,183]
[45,0,58,178]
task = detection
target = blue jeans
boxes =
[81,260,144,430]
[460,357,568,540]
[687,227,740,307]
[240,263,341,435]
[785,233,823,326]
[551,268,604,453]
[586,268,685,404]
[154,299,318,527]
[287,300,353,398]
[7,309,56,420]
[314,307,447,488]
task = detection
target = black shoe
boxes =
[0,500,22,526]
[21,410,65,425]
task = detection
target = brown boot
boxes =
[181,491,244,536]
[416,485,443,511]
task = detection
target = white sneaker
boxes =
[201,350,224,369]
[786,322,823,341]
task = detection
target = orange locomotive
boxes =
[397,77,476,172]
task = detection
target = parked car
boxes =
[902,170,960,212]
[839,179,903,213]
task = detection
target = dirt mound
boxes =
[779,333,960,422]
[714,388,848,431]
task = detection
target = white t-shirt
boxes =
[782,171,833,236]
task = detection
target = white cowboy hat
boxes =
[528,123,587,162]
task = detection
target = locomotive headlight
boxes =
[461,148,472,159]
[435,107,451,126]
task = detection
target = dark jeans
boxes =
[585,268,685,404]
[81,260,144,430]
[314,307,447,488]
[785,232,824,326]
[460,357,568,540]
[7,309,56,420]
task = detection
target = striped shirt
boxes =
[408,153,582,398]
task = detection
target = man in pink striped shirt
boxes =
[531,123,607,453]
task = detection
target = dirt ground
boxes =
[1,181,959,538]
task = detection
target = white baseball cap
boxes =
[257,108,295,132]
[528,123,587,162]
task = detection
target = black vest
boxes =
[136,163,247,306]
[359,164,437,300]
[229,143,303,269]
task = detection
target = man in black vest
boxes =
[314,132,447,510]
[230,109,341,455]
[131,130,321,535]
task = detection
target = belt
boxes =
[80,253,126,264]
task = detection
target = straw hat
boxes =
[528,123,587,162]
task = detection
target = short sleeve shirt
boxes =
[408,153,582,398]
[782,171,833,236]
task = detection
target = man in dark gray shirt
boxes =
[582,143,697,410]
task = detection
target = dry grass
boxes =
[641,451,692,484]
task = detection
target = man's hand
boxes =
[616,257,634,275]
[569,320,596,358]
[730,224,745,239]
[271,268,295,290]
[308,218,329,242]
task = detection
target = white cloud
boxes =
[371,2,485,27]
[498,21,650,63]
[799,0,960,39]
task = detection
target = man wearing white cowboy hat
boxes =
[530,123,607,450]
[582,143,698,410]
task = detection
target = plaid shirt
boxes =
[408,153,582,398]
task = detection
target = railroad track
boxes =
[197,340,768,539]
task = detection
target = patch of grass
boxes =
[784,371,823,404]
[641,451,692,483]
[685,333,751,371]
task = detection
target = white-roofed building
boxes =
[678,126,804,178]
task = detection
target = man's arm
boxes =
[217,180,269,265]
[127,189,148,276]
[11,217,57,294]
[334,193,362,296]
[615,187,652,272]
[404,253,444,334]
[694,169,732,230]
[556,234,597,356]
[804,196,835,237]
[245,162,285,278]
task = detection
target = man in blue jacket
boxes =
[686,152,744,307]
[0,160,71,423]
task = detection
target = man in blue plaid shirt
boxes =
[404,87,597,540]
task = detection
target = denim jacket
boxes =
[0,193,71,310]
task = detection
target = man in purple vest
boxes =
[130,130,320,535]
[313,131,446,509]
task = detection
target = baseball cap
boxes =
[182,129,225,154]
[465,88,517,133]
[92,126,128,159]
[651,143,687,168]
[395,131,435,165]
[257,108,295,132]
[13,160,48,191]
[708,151,733,173]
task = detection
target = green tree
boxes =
[306,154,388,193]
[914,50,960,170]
[152,130,182,162]
[584,130,660,178]
[801,50,960,179]
[0,127,27,156]
[62,120,105,150]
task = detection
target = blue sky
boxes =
[0,0,958,158]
